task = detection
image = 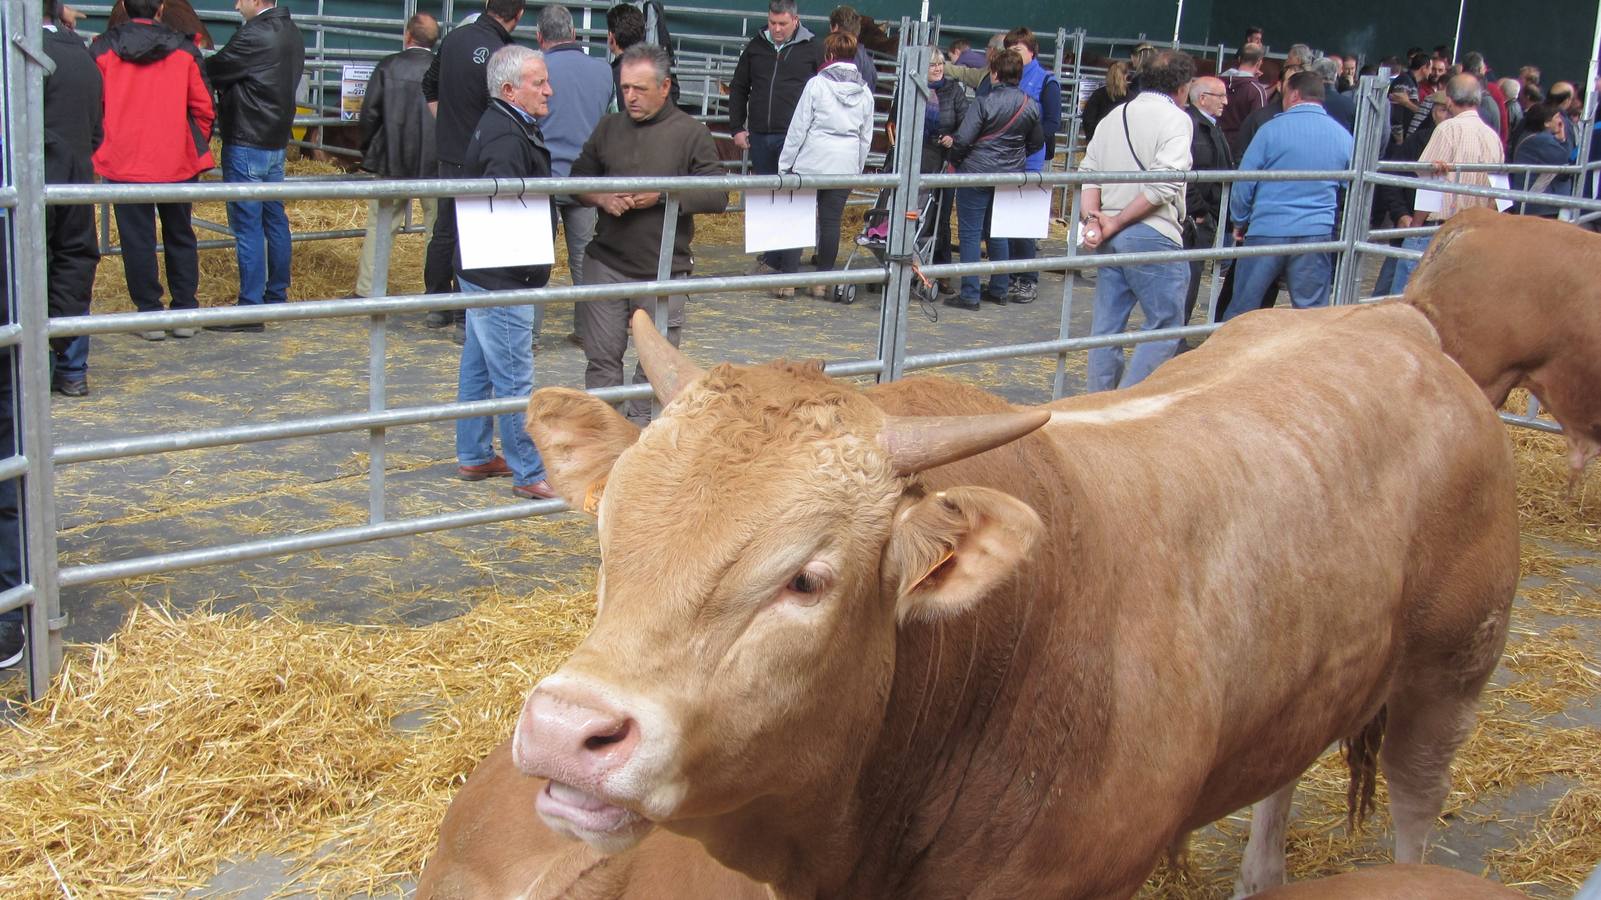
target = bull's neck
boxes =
[832,478,1112,897]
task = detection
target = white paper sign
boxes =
[1414,174,1514,214]
[340,64,375,121]
[1488,174,1514,212]
[744,190,817,253]
[989,185,1053,239]
[455,194,555,270]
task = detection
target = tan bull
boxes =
[451,302,1517,898]
[1403,207,1601,489]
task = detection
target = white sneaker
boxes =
[0,618,24,669]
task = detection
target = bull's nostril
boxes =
[583,719,634,752]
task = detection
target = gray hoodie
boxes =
[778,61,874,175]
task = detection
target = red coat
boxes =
[89,19,214,183]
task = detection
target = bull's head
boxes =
[512,311,1046,874]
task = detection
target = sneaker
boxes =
[203,322,265,333]
[1008,281,1038,305]
[51,376,88,397]
[0,618,24,669]
[169,327,198,338]
[425,310,452,329]
[137,329,167,341]
[513,480,558,501]
[458,456,512,481]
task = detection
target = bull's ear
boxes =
[885,486,1043,623]
[525,387,641,514]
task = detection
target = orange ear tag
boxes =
[582,477,607,517]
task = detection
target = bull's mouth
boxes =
[536,780,653,850]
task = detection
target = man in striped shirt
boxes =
[1391,74,1504,292]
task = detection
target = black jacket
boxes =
[360,46,436,178]
[727,26,823,135]
[1233,96,1283,161]
[207,6,304,149]
[949,84,1043,174]
[43,25,103,184]
[921,76,968,173]
[1186,107,1232,224]
[422,15,516,167]
[455,99,553,291]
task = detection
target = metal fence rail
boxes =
[7,18,1590,699]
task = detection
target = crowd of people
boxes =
[30,1,1597,513]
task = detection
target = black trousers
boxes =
[45,158,99,320]
[112,183,198,312]
[1183,217,1216,325]
[424,160,462,298]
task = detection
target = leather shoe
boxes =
[513,480,559,501]
[424,310,452,328]
[941,296,981,310]
[51,377,88,397]
[204,322,265,333]
[981,290,1009,306]
[458,456,512,481]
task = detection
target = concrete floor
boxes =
[16,236,1600,897]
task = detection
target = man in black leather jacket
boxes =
[205,0,305,332]
[353,13,439,299]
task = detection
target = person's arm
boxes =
[1412,130,1447,220]
[1229,129,1266,232]
[777,84,814,174]
[856,96,873,172]
[358,62,384,157]
[676,123,732,214]
[945,61,987,91]
[948,100,984,165]
[1024,104,1045,157]
[1040,79,1062,161]
[422,46,441,116]
[205,25,256,90]
[186,52,215,143]
[1138,113,1191,208]
[570,125,631,214]
[727,46,753,147]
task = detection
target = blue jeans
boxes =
[52,337,88,381]
[1086,222,1187,392]
[956,187,1010,302]
[1388,235,1432,294]
[221,144,291,305]
[1223,233,1335,322]
[455,277,547,486]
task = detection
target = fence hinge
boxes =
[10,30,56,74]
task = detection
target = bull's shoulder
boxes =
[865,375,1021,418]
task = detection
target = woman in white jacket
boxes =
[774,31,875,298]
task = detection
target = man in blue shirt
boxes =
[1226,71,1353,319]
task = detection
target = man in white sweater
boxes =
[1079,49,1196,392]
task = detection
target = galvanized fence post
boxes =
[875,19,932,384]
[8,0,66,697]
[1051,186,1083,400]
[651,194,680,420]
[367,203,396,523]
[1331,74,1387,307]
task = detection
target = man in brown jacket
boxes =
[569,44,727,426]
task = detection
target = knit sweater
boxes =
[569,105,728,279]
[1080,91,1193,244]
[1230,102,1354,237]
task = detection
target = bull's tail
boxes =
[1341,705,1387,833]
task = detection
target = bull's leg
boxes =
[1232,777,1298,898]
[1377,684,1480,863]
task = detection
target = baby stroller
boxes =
[834,187,941,315]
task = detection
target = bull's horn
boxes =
[879,409,1052,475]
[629,308,704,406]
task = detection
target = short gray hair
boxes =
[487,44,543,96]
[1445,72,1482,107]
[537,4,575,43]
[928,47,946,65]
[1310,56,1339,84]
[619,43,670,85]
[768,0,797,15]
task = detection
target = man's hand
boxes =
[1080,217,1105,250]
[629,192,662,210]
[938,135,954,148]
[1397,214,1414,228]
[733,131,751,151]
[595,193,635,216]
[1232,226,1247,242]
[1429,160,1452,176]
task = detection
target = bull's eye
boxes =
[788,571,821,595]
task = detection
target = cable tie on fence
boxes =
[517,178,528,207]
